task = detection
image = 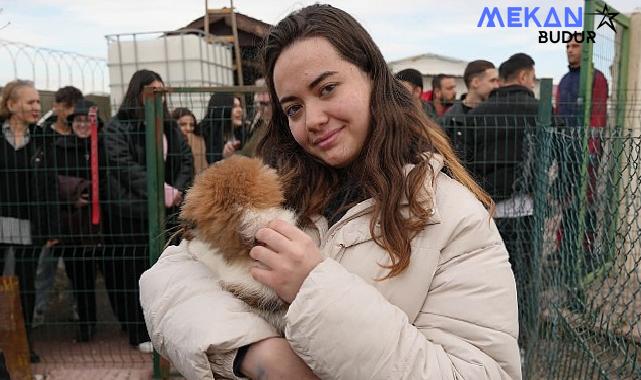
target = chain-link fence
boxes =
[523,104,641,379]
[515,2,640,378]
[439,75,640,379]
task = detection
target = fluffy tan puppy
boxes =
[180,155,296,333]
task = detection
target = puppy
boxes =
[180,155,295,334]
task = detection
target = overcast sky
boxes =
[1,0,639,89]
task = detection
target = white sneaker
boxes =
[138,341,154,353]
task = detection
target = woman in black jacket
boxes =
[0,80,59,361]
[102,70,193,350]
[200,93,245,163]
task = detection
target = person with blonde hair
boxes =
[1,79,59,362]
[140,5,521,379]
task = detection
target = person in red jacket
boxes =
[554,36,608,311]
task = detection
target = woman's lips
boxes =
[314,127,342,150]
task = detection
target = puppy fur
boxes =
[180,155,296,334]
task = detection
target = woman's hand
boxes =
[240,338,318,380]
[222,140,241,158]
[163,183,183,208]
[46,239,59,248]
[250,219,323,304]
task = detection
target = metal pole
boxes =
[525,77,554,378]
[573,0,597,291]
[204,0,209,41]
[230,0,244,86]
[144,86,166,379]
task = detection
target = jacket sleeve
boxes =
[104,118,148,198]
[285,240,519,378]
[139,241,278,380]
[33,131,62,240]
[590,71,608,128]
[201,120,224,164]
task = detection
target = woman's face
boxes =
[232,97,243,126]
[139,80,165,105]
[9,86,41,125]
[178,115,195,136]
[273,37,372,168]
[149,80,164,90]
[72,115,91,139]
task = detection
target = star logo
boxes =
[593,4,619,33]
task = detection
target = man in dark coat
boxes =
[467,52,539,347]
[440,60,499,160]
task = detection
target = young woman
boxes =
[140,5,521,379]
[103,69,193,351]
[0,80,59,361]
[201,94,244,162]
[172,107,208,175]
[222,79,272,159]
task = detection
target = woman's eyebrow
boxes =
[279,71,338,104]
[308,71,337,90]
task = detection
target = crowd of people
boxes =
[1,3,607,378]
[0,69,274,358]
[397,37,608,341]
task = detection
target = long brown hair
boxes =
[258,4,492,279]
[172,107,201,136]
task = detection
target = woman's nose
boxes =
[304,101,329,131]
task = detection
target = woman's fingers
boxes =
[267,219,310,242]
[249,245,281,270]
[255,226,291,253]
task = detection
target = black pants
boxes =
[0,244,39,347]
[495,216,535,346]
[102,214,150,346]
[52,245,97,333]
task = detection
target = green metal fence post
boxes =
[144,86,167,379]
[604,9,631,264]
[573,0,598,292]
[525,78,554,379]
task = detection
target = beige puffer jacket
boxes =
[139,155,522,380]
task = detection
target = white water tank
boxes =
[107,31,234,117]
